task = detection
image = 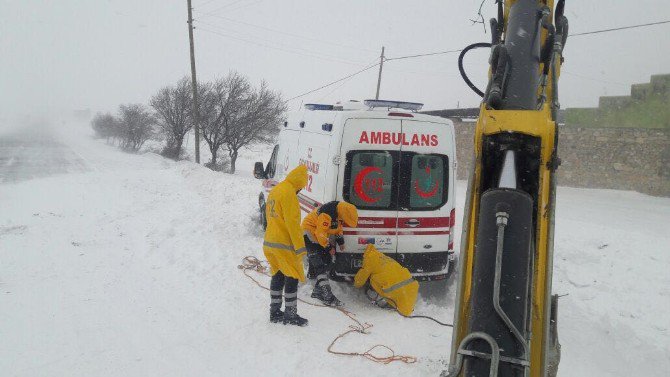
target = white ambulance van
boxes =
[253,100,457,281]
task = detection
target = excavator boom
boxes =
[445,1,567,376]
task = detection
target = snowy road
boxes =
[1,122,669,376]
[0,125,89,183]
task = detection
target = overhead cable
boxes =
[571,20,670,37]
[197,26,370,66]
[285,63,380,102]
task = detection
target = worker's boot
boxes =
[283,306,308,327]
[269,302,283,323]
[307,264,317,280]
[312,283,343,307]
[270,308,283,323]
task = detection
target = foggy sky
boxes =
[2,0,669,122]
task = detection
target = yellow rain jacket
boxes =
[263,165,309,282]
[354,244,419,316]
[302,201,358,247]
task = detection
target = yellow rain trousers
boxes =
[262,165,309,282]
[354,244,419,316]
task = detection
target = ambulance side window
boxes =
[401,153,449,210]
[266,145,279,178]
[343,150,397,210]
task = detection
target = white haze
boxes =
[1,0,669,123]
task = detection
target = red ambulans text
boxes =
[358,131,438,146]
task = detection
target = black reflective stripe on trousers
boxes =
[382,277,416,294]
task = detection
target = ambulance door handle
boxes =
[405,219,420,228]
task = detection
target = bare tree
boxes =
[199,73,250,169]
[223,80,285,174]
[198,71,285,173]
[150,77,192,159]
[118,104,155,151]
[91,112,119,142]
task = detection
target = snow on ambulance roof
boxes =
[309,99,425,112]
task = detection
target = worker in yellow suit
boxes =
[354,244,419,316]
[263,165,308,326]
[301,201,358,306]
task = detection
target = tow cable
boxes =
[238,256,419,365]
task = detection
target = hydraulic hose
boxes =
[458,42,492,97]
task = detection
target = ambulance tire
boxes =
[447,253,457,275]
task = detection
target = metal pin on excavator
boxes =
[444,0,568,376]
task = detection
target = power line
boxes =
[285,62,380,102]
[197,14,377,54]
[316,58,380,102]
[197,0,264,18]
[197,26,370,66]
[383,20,670,62]
[386,49,464,61]
[198,0,223,9]
[196,0,247,17]
[571,20,670,37]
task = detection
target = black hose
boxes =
[382,295,454,327]
[458,42,492,97]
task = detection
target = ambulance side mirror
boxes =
[254,162,266,179]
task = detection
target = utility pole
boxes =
[187,0,200,163]
[375,46,385,100]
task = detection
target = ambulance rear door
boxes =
[396,118,455,278]
[338,117,401,264]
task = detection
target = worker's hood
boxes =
[337,201,358,227]
[285,165,308,191]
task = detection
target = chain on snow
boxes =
[237,256,417,365]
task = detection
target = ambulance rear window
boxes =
[344,151,397,210]
[406,154,448,209]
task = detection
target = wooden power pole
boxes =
[375,46,385,100]
[187,0,200,163]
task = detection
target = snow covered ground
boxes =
[1,121,668,376]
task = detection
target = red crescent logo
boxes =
[354,167,382,203]
[414,179,439,198]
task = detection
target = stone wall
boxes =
[450,119,670,197]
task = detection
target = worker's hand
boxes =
[339,243,346,252]
[329,246,336,256]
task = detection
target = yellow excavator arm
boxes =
[446,0,567,376]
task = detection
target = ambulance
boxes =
[253,100,457,281]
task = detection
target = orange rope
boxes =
[238,256,416,365]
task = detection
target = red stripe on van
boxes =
[343,230,397,236]
[356,217,398,228]
[356,217,450,229]
[399,230,450,236]
[343,230,449,236]
[398,217,451,228]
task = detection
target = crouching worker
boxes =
[353,244,419,316]
[301,201,358,307]
[263,165,309,326]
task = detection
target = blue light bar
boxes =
[304,103,334,111]
[363,99,424,111]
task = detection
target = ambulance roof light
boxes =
[304,103,334,111]
[364,99,424,111]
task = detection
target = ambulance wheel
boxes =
[447,253,457,275]
[259,198,267,230]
